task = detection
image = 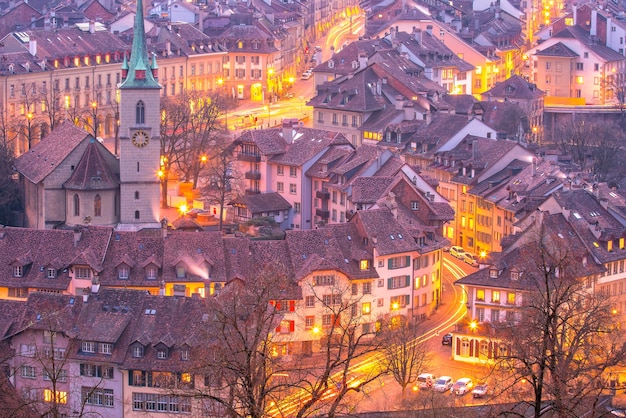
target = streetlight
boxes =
[26,112,33,150]
[91,101,98,138]
[264,104,271,128]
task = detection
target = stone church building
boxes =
[15,5,162,231]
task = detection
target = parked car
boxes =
[416,373,436,389]
[301,71,312,80]
[462,252,478,266]
[433,376,454,392]
[449,246,466,259]
[451,378,473,395]
[441,333,453,346]
[472,383,489,398]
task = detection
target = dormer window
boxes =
[181,349,189,361]
[608,241,613,252]
[252,40,259,49]
[81,341,95,353]
[47,268,56,278]
[156,347,168,359]
[13,266,23,278]
[360,260,369,270]
[489,269,498,278]
[118,265,130,280]
[176,264,186,278]
[146,266,158,280]
[511,271,519,280]
[411,201,419,211]
[132,345,144,358]
[237,41,243,49]
[328,60,335,69]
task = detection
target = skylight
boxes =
[573,212,582,219]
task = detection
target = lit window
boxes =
[44,389,67,404]
[362,302,371,315]
[476,289,485,301]
[576,76,584,84]
[360,260,369,270]
[492,291,500,303]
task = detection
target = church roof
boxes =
[119,0,160,89]
[14,120,90,184]
[63,140,119,190]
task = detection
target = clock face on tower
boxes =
[131,130,150,147]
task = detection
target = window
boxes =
[294,202,301,213]
[132,345,144,358]
[390,295,410,308]
[305,316,314,328]
[13,266,22,278]
[315,275,335,286]
[363,282,372,294]
[388,275,411,289]
[146,267,158,280]
[157,348,168,359]
[43,368,67,382]
[74,194,80,216]
[84,387,114,407]
[21,366,36,379]
[492,291,500,304]
[305,295,315,307]
[503,291,515,308]
[289,166,297,177]
[44,389,67,404]
[99,343,113,354]
[277,165,284,175]
[82,341,96,353]
[289,184,296,194]
[411,201,419,210]
[360,260,369,270]
[476,289,485,301]
[322,314,334,327]
[362,302,371,315]
[388,256,410,269]
[118,266,130,279]
[94,194,101,217]
[43,330,56,344]
[277,182,284,192]
[136,100,145,124]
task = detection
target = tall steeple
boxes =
[119,0,160,89]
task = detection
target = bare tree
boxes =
[159,95,189,208]
[380,318,431,399]
[39,78,66,133]
[493,224,626,417]
[0,139,20,225]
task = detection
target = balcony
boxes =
[316,209,329,218]
[245,171,261,180]
[316,189,330,200]
[245,189,260,195]
[237,153,261,162]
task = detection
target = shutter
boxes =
[276,301,281,310]
[146,371,152,387]
[276,325,281,333]
[387,278,392,289]
[455,338,460,356]
[289,301,295,312]
[488,342,493,359]
[289,320,295,332]
[128,370,133,386]
[388,259,393,269]
[405,295,410,306]
[405,256,410,266]
[469,340,474,357]
[405,276,411,287]
[493,342,498,358]
[269,300,275,307]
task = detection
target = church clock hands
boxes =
[131,130,150,147]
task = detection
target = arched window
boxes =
[136,100,145,124]
[73,194,80,216]
[134,210,140,220]
[94,194,101,217]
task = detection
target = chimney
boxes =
[161,218,168,238]
[166,40,171,56]
[73,227,83,246]
[472,139,477,159]
[531,158,536,177]
[89,20,95,34]
[282,118,297,144]
[413,27,422,44]
[426,25,433,36]
[425,111,432,125]
[395,94,405,110]
[198,8,204,32]
[28,38,37,57]
[358,51,368,69]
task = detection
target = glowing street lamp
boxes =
[179,204,189,216]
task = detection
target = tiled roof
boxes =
[552,25,625,61]
[269,130,352,166]
[63,140,119,190]
[230,192,291,214]
[534,41,579,58]
[14,121,90,184]
[352,208,421,256]
[394,30,474,72]
[352,176,397,204]
[0,226,111,291]
[482,74,545,100]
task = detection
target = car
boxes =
[433,376,454,392]
[416,373,436,389]
[441,333,453,346]
[472,383,489,398]
[451,378,473,395]
[449,246,466,259]
[301,71,312,80]
[462,252,478,266]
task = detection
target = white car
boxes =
[416,373,436,389]
[433,376,454,392]
[301,71,312,80]
[449,246,466,259]
[451,377,473,395]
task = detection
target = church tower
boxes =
[118,0,161,228]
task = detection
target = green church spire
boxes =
[119,0,160,89]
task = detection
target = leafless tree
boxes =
[0,139,20,225]
[39,78,66,133]
[379,318,431,399]
[493,223,626,417]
